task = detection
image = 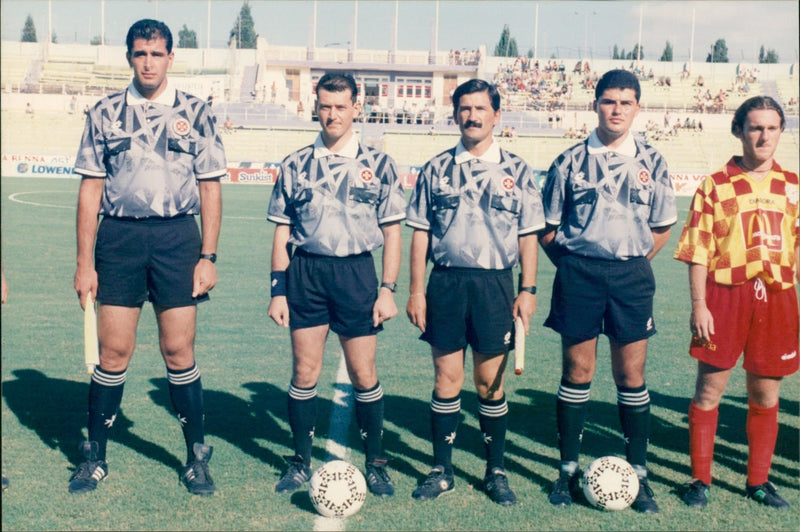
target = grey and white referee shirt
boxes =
[267,133,407,257]
[75,82,227,219]
[406,140,545,270]
[542,130,677,261]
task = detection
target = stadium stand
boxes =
[1,40,797,175]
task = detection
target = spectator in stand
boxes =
[25,102,34,117]
[222,116,234,133]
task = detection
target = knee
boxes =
[475,381,504,401]
[292,359,322,388]
[562,366,593,385]
[434,372,463,397]
[348,368,377,391]
[692,386,723,409]
[160,335,194,360]
[99,344,134,372]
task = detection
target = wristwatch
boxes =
[199,253,217,263]
[519,286,537,295]
[380,282,397,293]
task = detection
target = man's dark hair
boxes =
[126,19,173,54]
[452,79,501,112]
[731,95,785,135]
[594,69,641,102]
[316,72,358,104]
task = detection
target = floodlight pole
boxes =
[637,3,643,62]
[533,3,539,60]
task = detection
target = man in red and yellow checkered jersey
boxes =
[674,96,798,510]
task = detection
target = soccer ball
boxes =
[308,460,367,518]
[582,456,640,511]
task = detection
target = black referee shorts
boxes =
[421,266,514,356]
[287,249,381,338]
[95,215,207,308]
[544,254,656,343]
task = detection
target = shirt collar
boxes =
[586,129,637,158]
[126,81,176,106]
[454,139,501,164]
[313,132,360,159]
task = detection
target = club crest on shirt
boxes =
[502,177,515,192]
[360,168,374,183]
[111,120,123,132]
[638,169,651,185]
[172,118,191,136]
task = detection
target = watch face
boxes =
[201,254,217,263]
[382,282,397,292]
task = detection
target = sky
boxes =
[1,1,798,64]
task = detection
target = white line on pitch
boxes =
[8,191,74,209]
[313,351,353,532]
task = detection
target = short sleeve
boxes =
[193,103,227,180]
[73,106,107,178]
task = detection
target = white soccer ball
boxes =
[308,460,367,518]
[582,456,640,511]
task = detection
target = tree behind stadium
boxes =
[179,24,198,48]
[229,1,258,49]
[21,14,37,42]
[494,25,518,57]
[707,38,729,63]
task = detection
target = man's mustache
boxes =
[464,120,482,128]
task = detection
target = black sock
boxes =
[354,382,385,463]
[617,384,651,472]
[87,367,127,461]
[556,378,590,465]
[430,392,461,475]
[167,364,205,463]
[288,382,317,467]
[478,394,508,473]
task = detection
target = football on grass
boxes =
[309,460,367,518]
[582,455,639,511]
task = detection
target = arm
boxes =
[267,224,292,327]
[514,233,538,334]
[688,263,714,342]
[74,177,104,310]
[647,226,672,260]
[193,178,222,298]
[372,222,402,327]
[538,224,562,266]
[405,229,430,332]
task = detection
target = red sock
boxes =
[688,401,718,485]
[746,401,779,487]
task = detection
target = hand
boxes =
[192,259,217,298]
[405,293,426,333]
[268,296,290,327]
[74,265,98,310]
[513,292,536,335]
[690,301,714,342]
[372,289,398,328]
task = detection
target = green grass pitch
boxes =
[1,177,797,531]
